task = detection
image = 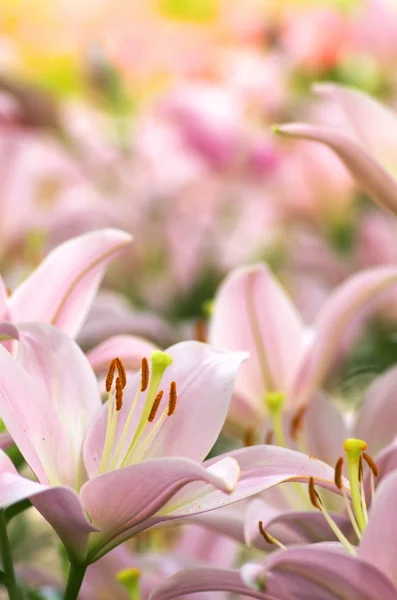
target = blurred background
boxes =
[2,0,397,379]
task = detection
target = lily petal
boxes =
[0,323,101,488]
[353,366,397,456]
[9,228,132,338]
[158,446,348,519]
[275,123,397,215]
[0,450,95,561]
[0,277,10,321]
[302,393,348,467]
[359,470,397,587]
[87,334,158,374]
[209,265,305,412]
[149,567,271,600]
[82,455,240,561]
[313,83,397,175]
[291,267,397,408]
[251,547,397,600]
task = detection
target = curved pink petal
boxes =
[0,450,95,561]
[354,367,397,456]
[149,567,271,600]
[313,83,397,174]
[84,342,246,476]
[276,123,397,215]
[87,334,158,374]
[0,276,10,321]
[209,265,305,413]
[81,456,240,561]
[359,470,397,587]
[0,323,100,488]
[248,547,397,600]
[9,228,132,338]
[302,392,348,467]
[159,446,348,520]
[291,267,397,408]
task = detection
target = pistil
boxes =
[343,438,368,532]
[266,391,286,447]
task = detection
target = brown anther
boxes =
[358,456,364,482]
[194,319,208,343]
[290,405,307,441]
[6,288,12,297]
[105,359,117,393]
[141,357,149,392]
[148,391,164,422]
[167,381,178,416]
[115,357,127,389]
[362,452,379,477]
[243,428,255,447]
[264,429,274,445]
[334,457,344,490]
[115,377,123,411]
[258,521,275,544]
[308,477,322,509]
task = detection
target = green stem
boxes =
[64,563,87,600]
[0,509,21,600]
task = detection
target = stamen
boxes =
[243,428,255,447]
[115,358,127,389]
[115,377,123,411]
[344,438,368,532]
[194,319,207,343]
[308,477,322,509]
[334,457,344,489]
[266,391,286,447]
[258,521,286,550]
[308,477,357,556]
[334,457,362,541]
[363,452,378,503]
[148,391,164,423]
[105,359,117,393]
[167,381,177,416]
[358,456,364,482]
[264,429,274,445]
[362,453,379,478]
[290,406,307,441]
[141,357,149,392]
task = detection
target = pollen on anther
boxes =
[167,381,177,416]
[308,477,322,509]
[334,457,344,490]
[115,377,123,411]
[362,452,379,477]
[106,359,117,393]
[258,521,274,544]
[115,357,127,389]
[290,405,307,441]
[148,391,164,422]
[141,357,149,392]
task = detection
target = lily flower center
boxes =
[99,351,176,475]
[307,437,379,556]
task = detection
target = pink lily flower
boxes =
[209,262,397,454]
[1,228,132,339]
[151,445,397,600]
[0,323,342,569]
[275,83,397,216]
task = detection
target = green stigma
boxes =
[265,391,286,447]
[117,568,141,599]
